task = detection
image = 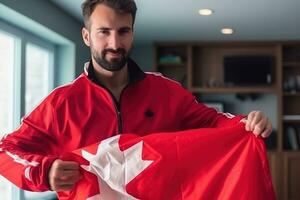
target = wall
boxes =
[200,93,278,128]
[131,42,154,71]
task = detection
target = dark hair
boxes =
[81,0,137,28]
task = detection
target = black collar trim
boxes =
[87,58,146,86]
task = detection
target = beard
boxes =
[91,46,129,71]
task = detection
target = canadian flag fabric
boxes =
[58,123,276,200]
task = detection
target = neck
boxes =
[92,59,129,100]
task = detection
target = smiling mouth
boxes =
[106,52,123,60]
[108,52,120,56]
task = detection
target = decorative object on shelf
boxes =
[284,75,297,92]
[205,77,223,88]
[283,75,300,92]
[158,54,183,64]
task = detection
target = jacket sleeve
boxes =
[0,94,60,192]
[180,89,245,130]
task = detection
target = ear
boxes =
[82,27,90,47]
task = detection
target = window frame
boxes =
[0,19,56,200]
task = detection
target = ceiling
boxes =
[50,0,300,44]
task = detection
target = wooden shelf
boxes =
[283,120,300,123]
[283,92,300,96]
[282,151,300,155]
[283,115,300,122]
[282,62,300,67]
[191,86,277,93]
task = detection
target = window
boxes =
[0,21,55,200]
[0,30,17,200]
[25,43,54,114]
[0,31,15,136]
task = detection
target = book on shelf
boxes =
[297,127,300,149]
[285,126,300,150]
[287,126,299,150]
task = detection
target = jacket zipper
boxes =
[89,75,130,134]
[116,109,122,134]
[105,85,129,135]
[115,84,131,134]
[107,91,123,134]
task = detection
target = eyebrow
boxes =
[119,26,132,30]
[96,26,132,31]
[97,27,111,31]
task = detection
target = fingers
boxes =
[49,159,82,191]
[245,111,258,131]
[245,111,272,137]
[54,183,76,191]
[246,111,261,132]
[261,120,272,138]
[55,170,81,183]
[240,118,247,124]
[59,170,81,178]
[57,160,79,170]
[253,115,266,135]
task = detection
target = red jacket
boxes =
[0,59,243,192]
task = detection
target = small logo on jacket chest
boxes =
[145,109,154,118]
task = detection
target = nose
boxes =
[108,32,121,50]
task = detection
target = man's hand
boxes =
[243,110,272,138]
[48,159,81,191]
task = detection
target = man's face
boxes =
[82,4,134,71]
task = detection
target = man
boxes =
[0,0,272,195]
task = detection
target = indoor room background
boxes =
[0,0,300,200]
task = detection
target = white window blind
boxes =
[25,43,53,115]
[0,30,17,200]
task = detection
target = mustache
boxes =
[103,48,126,55]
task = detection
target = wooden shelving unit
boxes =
[281,44,300,200]
[154,41,300,200]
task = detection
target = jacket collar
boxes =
[84,57,146,86]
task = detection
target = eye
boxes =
[98,29,110,35]
[119,29,131,35]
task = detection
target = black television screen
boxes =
[223,55,274,86]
